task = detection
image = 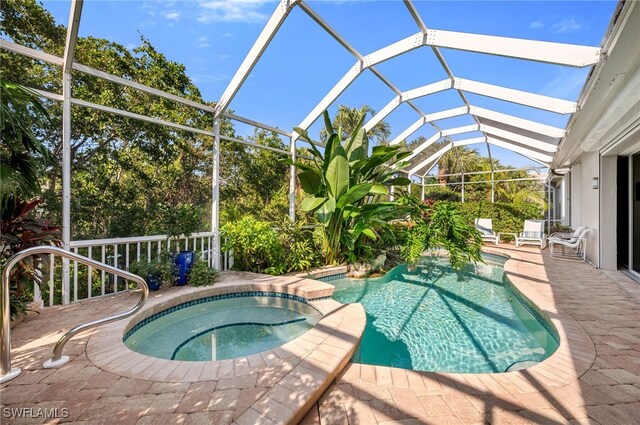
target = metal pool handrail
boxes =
[1,246,149,383]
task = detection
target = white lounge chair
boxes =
[475,218,499,245]
[550,228,590,262]
[515,220,547,249]
[548,226,585,244]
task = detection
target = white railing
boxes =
[35,232,231,307]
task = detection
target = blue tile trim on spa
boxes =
[124,291,312,341]
[316,273,347,282]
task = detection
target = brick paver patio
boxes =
[2,245,640,424]
[307,245,640,425]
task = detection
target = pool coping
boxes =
[348,246,597,395]
[85,271,366,425]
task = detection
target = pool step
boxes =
[505,360,540,372]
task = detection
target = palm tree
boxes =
[495,180,546,207]
[436,146,480,186]
[320,105,391,145]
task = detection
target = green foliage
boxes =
[221,216,281,273]
[221,216,318,275]
[287,111,412,264]
[0,80,53,207]
[399,199,483,269]
[188,260,217,287]
[159,203,203,242]
[448,201,544,240]
[128,252,176,288]
[0,199,61,318]
[422,186,461,202]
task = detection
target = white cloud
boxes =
[162,10,180,21]
[197,36,211,48]
[197,0,271,24]
[551,18,583,33]
[529,20,544,29]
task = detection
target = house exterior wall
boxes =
[570,151,600,267]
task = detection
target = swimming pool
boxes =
[331,255,558,373]
[124,293,322,361]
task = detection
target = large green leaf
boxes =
[323,133,340,172]
[369,183,389,195]
[326,145,349,198]
[344,113,367,160]
[337,183,373,208]
[293,127,323,159]
[316,197,335,224]
[300,196,327,212]
[298,169,322,194]
[322,110,334,135]
[362,228,377,240]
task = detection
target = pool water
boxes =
[124,296,322,361]
[331,256,558,373]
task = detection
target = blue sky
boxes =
[42,0,617,169]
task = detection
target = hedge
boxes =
[438,201,545,240]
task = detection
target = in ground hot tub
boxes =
[124,292,322,361]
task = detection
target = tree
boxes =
[1,0,241,238]
[321,105,391,146]
[436,146,481,186]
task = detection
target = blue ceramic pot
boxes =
[146,272,161,291]
[174,251,194,286]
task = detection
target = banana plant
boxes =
[286,111,412,264]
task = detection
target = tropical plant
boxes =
[0,199,61,318]
[437,146,481,186]
[494,180,546,207]
[0,79,53,207]
[320,105,391,146]
[400,199,483,269]
[288,111,412,264]
[188,259,217,287]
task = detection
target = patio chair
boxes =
[549,228,590,262]
[515,220,547,249]
[474,218,499,245]
[548,226,585,244]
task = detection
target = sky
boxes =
[41,0,618,171]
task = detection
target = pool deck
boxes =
[1,272,366,425]
[307,245,640,425]
[2,245,640,424]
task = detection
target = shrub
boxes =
[445,201,545,240]
[128,252,176,288]
[188,260,217,287]
[221,216,281,273]
[422,186,461,202]
[221,216,319,275]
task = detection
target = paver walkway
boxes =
[2,245,640,424]
[306,245,640,425]
[0,273,365,425]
